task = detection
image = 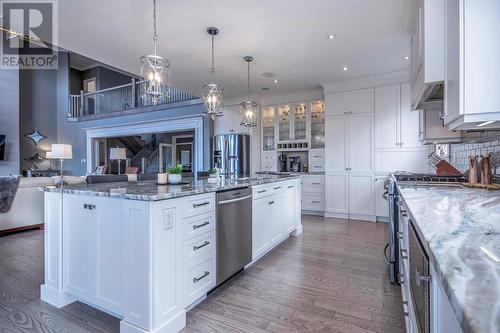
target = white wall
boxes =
[0,69,20,175]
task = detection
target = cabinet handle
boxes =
[415,269,432,287]
[257,189,267,193]
[268,200,275,205]
[313,155,322,158]
[397,231,404,239]
[193,221,210,230]
[193,241,210,251]
[401,210,408,217]
[311,201,321,203]
[193,271,210,283]
[400,249,408,260]
[274,186,281,190]
[193,201,210,208]
[311,182,321,185]
[288,185,294,188]
[398,273,405,284]
[83,204,96,210]
[313,166,322,168]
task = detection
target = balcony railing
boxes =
[68,78,199,118]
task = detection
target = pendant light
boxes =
[202,27,224,119]
[240,56,258,128]
[139,0,170,105]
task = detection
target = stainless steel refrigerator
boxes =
[213,134,250,177]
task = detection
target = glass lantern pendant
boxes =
[202,27,224,119]
[240,56,258,128]
[140,0,170,106]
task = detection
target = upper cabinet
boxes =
[277,105,292,142]
[214,105,252,135]
[443,0,500,130]
[262,106,276,151]
[325,89,373,116]
[410,0,445,110]
[293,103,307,141]
[310,101,325,149]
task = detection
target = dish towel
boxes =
[0,176,20,213]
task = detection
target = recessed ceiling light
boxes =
[273,79,279,84]
[404,56,409,60]
[327,34,335,40]
[343,66,349,71]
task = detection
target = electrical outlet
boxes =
[81,158,86,163]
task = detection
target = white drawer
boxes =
[302,194,324,211]
[253,183,283,199]
[182,212,215,241]
[262,152,276,161]
[309,161,325,172]
[182,193,215,218]
[309,149,325,162]
[183,253,215,307]
[183,231,215,263]
[261,162,277,171]
[301,175,324,193]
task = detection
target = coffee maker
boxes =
[278,153,287,172]
[289,156,301,172]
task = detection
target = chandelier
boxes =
[240,56,258,127]
[202,27,224,119]
[140,0,170,105]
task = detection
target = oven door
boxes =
[409,221,431,333]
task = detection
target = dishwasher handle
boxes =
[218,194,253,205]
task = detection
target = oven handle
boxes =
[218,194,253,205]
[416,268,432,287]
[383,243,390,265]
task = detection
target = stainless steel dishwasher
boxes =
[216,187,252,286]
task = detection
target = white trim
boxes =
[85,117,204,175]
[261,89,324,106]
[322,70,410,94]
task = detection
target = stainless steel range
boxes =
[384,173,466,284]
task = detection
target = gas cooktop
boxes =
[393,173,467,183]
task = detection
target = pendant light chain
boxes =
[211,34,215,80]
[247,60,251,95]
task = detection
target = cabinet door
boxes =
[262,106,276,151]
[277,105,292,141]
[325,115,347,173]
[310,101,325,148]
[375,85,400,148]
[293,103,307,140]
[349,174,374,217]
[325,174,348,214]
[214,108,235,135]
[348,113,373,173]
[252,198,269,260]
[400,84,421,148]
[325,89,374,116]
[283,183,296,234]
[268,194,283,246]
[374,176,389,218]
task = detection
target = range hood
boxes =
[412,82,444,111]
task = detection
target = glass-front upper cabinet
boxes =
[310,100,325,148]
[278,105,291,142]
[262,106,276,151]
[293,103,307,140]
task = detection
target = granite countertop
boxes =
[43,174,301,201]
[256,171,325,175]
[397,183,500,333]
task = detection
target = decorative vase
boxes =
[169,173,182,184]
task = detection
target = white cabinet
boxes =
[444,0,500,130]
[261,151,277,172]
[214,105,251,135]
[268,194,283,246]
[308,149,325,172]
[325,89,374,116]
[375,84,421,149]
[419,106,462,144]
[283,182,297,233]
[301,175,324,213]
[324,110,374,221]
[410,0,445,110]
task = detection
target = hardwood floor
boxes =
[0,216,404,333]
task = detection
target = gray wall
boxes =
[0,69,20,176]
[450,130,500,174]
[19,68,58,171]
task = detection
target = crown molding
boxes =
[322,70,410,95]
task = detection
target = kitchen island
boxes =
[397,183,500,333]
[41,175,302,333]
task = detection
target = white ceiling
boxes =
[58,0,411,98]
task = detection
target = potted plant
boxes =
[167,164,183,184]
[208,167,217,178]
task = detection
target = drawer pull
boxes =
[400,249,408,260]
[193,271,210,283]
[274,186,282,190]
[311,182,321,185]
[401,210,408,217]
[397,231,404,239]
[84,204,96,210]
[257,189,267,193]
[313,166,322,168]
[313,155,322,158]
[193,241,210,251]
[193,221,210,230]
[193,201,210,208]
[268,200,275,205]
[287,185,294,188]
[311,200,321,203]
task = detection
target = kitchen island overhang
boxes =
[40,175,302,333]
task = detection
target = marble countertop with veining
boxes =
[43,174,301,201]
[397,183,500,333]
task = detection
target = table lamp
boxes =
[110,147,126,175]
[50,144,73,186]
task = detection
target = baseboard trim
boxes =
[120,310,186,333]
[40,284,77,308]
[301,210,324,216]
[324,212,376,222]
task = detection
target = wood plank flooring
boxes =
[0,216,405,333]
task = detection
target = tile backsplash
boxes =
[449,130,500,174]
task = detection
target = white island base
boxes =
[41,178,302,333]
